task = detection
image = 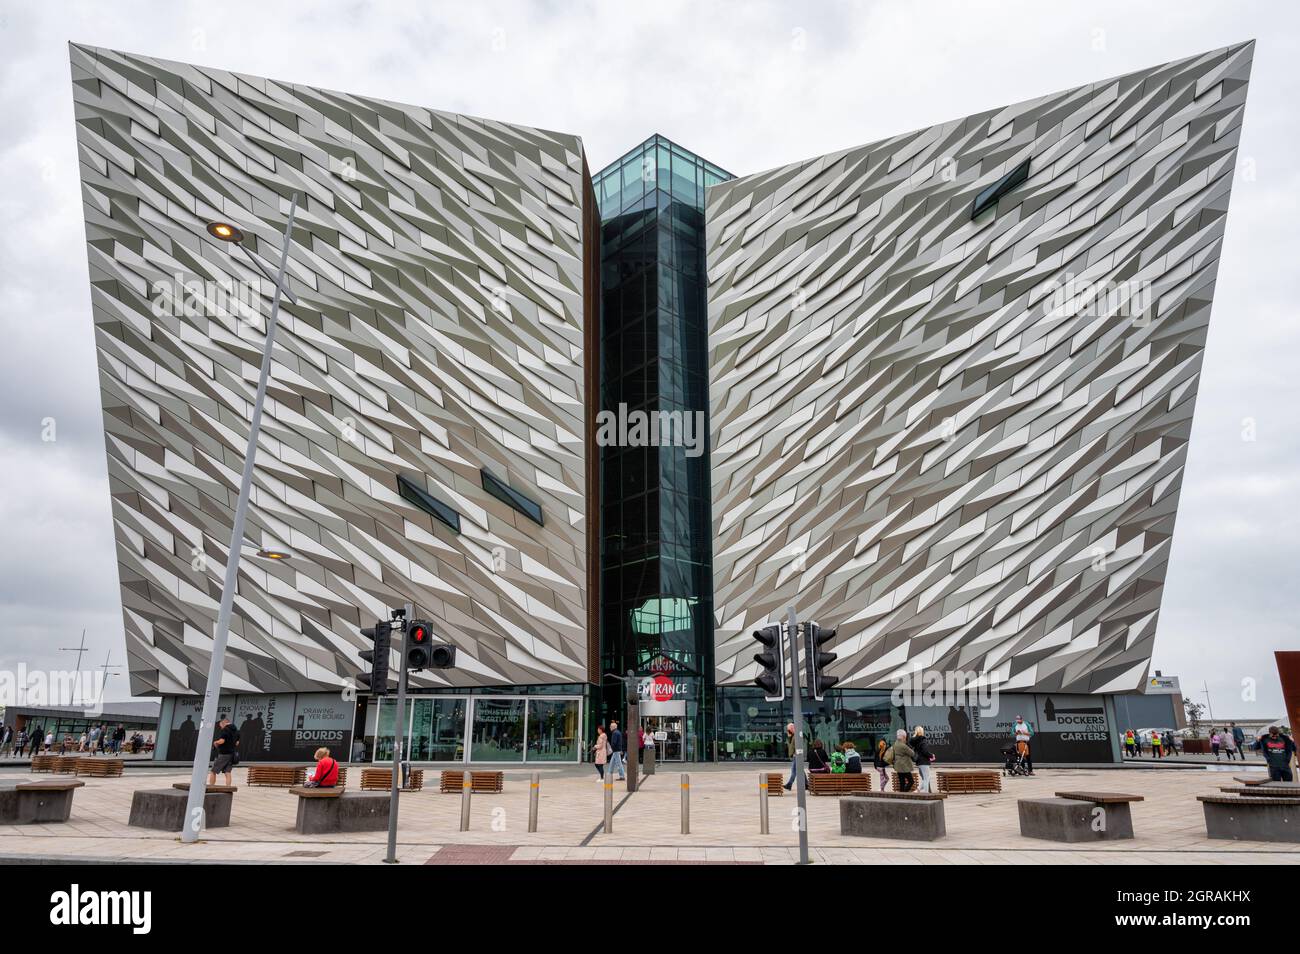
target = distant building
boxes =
[2,701,160,741]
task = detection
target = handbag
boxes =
[884,746,895,765]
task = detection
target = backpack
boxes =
[829,751,846,774]
[844,751,862,774]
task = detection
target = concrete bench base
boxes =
[839,794,946,841]
[293,791,390,834]
[0,780,83,824]
[129,788,232,831]
[1018,797,1133,842]
[1201,798,1299,843]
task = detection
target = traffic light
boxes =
[405,618,457,671]
[358,620,392,695]
[804,622,839,700]
[752,623,785,702]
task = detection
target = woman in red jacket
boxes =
[309,747,340,787]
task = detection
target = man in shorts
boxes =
[207,716,240,786]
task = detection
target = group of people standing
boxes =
[785,724,938,793]
[0,723,141,758]
[1122,728,1180,758]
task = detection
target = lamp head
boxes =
[206,221,245,243]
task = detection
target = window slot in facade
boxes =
[481,469,544,525]
[397,474,461,533]
[970,157,1031,218]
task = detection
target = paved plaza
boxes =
[0,762,1294,865]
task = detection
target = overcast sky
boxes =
[0,1,1294,716]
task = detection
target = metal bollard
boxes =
[603,778,614,833]
[528,772,539,833]
[758,772,769,834]
[460,774,472,831]
[681,773,690,835]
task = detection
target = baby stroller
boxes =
[1002,741,1032,776]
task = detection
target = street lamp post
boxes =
[182,196,299,843]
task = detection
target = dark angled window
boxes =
[481,469,544,526]
[396,474,460,533]
[970,157,1031,219]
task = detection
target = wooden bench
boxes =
[440,770,504,794]
[1055,791,1145,804]
[1219,786,1300,797]
[936,768,1002,794]
[246,765,307,787]
[289,786,388,833]
[765,773,783,795]
[0,779,84,824]
[808,773,872,796]
[28,755,57,773]
[361,768,424,792]
[840,791,947,841]
[53,757,83,775]
[75,758,124,778]
[1198,794,1299,843]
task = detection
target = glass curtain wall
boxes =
[368,694,581,763]
[594,136,732,759]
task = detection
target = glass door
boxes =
[642,715,684,761]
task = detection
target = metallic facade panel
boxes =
[71,45,593,695]
[707,45,1253,694]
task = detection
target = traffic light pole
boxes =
[385,603,412,864]
[182,195,298,844]
[787,605,810,865]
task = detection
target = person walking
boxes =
[1150,729,1163,759]
[910,726,934,792]
[783,723,799,791]
[0,726,12,758]
[207,715,240,786]
[1230,722,1246,759]
[1222,730,1237,761]
[873,738,890,791]
[886,729,917,792]
[1255,725,1297,782]
[608,721,626,780]
[1165,730,1179,756]
[1210,729,1222,760]
[592,726,610,780]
